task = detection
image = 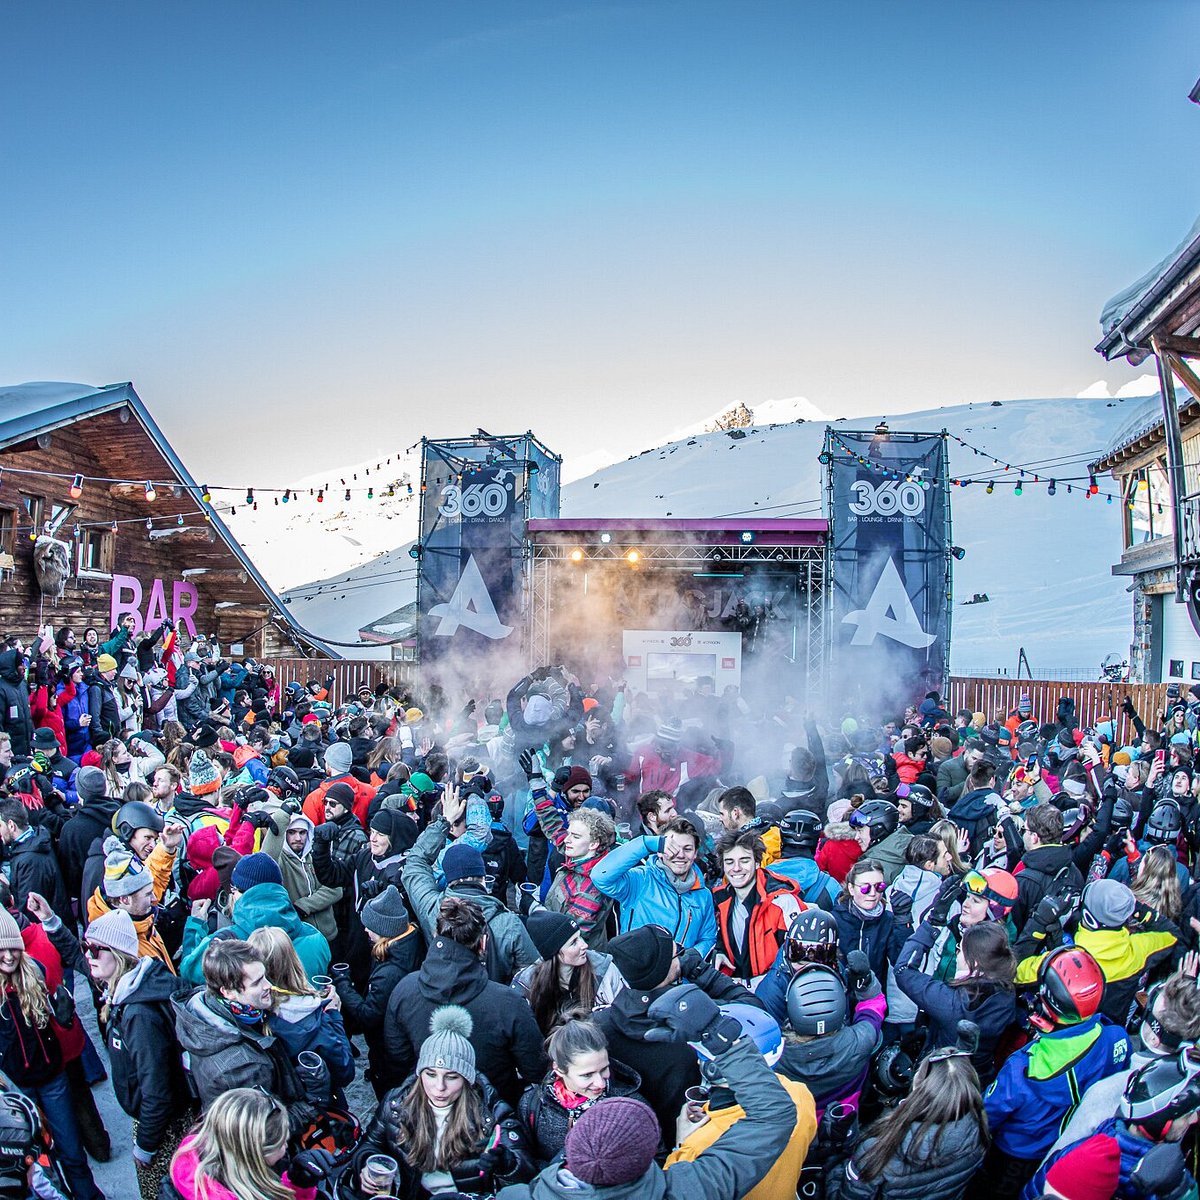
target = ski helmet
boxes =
[783,909,840,969]
[1111,793,1135,828]
[780,809,822,855]
[901,784,935,819]
[0,1085,41,1193]
[695,1002,783,1075]
[1015,720,1040,745]
[961,867,1018,920]
[1120,1049,1200,1140]
[873,1041,916,1099]
[266,765,303,798]
[1147,801,1183,845]
[848,801,899,844]
[1031,946,1106,1032]
[786,965,848,1037]
[112,801,164,844]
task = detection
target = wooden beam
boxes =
[108,483,156,500]
[1154,335,1200,359]
[1165,351,1200,409]
[214,604,270,617]
[181,568,247,583]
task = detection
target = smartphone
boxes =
[1026,756,1037,772]
[1155,749,1166,767]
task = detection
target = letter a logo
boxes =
[429,555,513,640]
[842,557,936,649]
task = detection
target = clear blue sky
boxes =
[2,1,1198,484]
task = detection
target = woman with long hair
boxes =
[248,926,354,1105]
[168,1087,317,1200]
[840,1051,988,1199]
[518,1017,644,1167]
[0,908,102,1200]
[1132,843,1183,923]
[893,918,1017,1088]
[351,1005,533,1197]
[100,735,165,796]
[367,736,403,784]
[511,913,625,1036]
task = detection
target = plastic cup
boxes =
[311,975,333,995]
[617,822,633,841]
[297,1050,323,1070]
[683,1085,709,1124]
[362,1153,399,1196]
[331,962,350,974]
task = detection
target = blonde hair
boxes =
[3,952,51,1029]
[930,819,969,874]
[1133,844,1183,922]
[185,1088,291,1200]
[248,927,316,1002]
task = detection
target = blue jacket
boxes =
[271,994,355,1089]
[60,684,91,760]
[1022,1116,1195,1200]
[592,835,717,954]
[755,945,798,1026]
[768,856,839,906]
[218,663,247,705]
[985,1015,1132,1160]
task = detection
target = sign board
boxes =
[622,629,742,696]
[110,574,200,638]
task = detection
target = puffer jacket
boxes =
[591,834,718,954]
[711,868,804,985]
[510,950,627,1021]
[271,992,355,1090]
[0,649,32,757]
[403,818,539,984]
[839,1113,986,1200]
[344,1072,535,1198]
[832,897,906,990]
[518,1058,644,1166]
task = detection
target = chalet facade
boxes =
[0,382,334,658]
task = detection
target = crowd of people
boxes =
[0,618,1197,1200]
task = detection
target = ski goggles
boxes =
[961,870,1013,916]
[783,938,838,968]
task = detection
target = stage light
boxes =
[600,532,612,544]
[818,450,831,465]
[951,546,967,561]
[569,547,585,564]
[740,531,754,544]
[625,548,641,566]
[408,544,422,560]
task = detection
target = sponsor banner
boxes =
[622,629,742,695]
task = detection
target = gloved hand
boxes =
[242,810,276,833]
[1103,830,1125,859]
[645,984,742,1056]
[312,822,336,841]
[1131,1142,1189,1200]
[676,947,708,983]
[287,1148,336,1188]
[927,875,963,928]
[478,1143,516,1179]
[359,876,385,901]
[845,949,880,1000]
[518,748,539,781]
[1122,696,1137,719]
[552,766,573,794]
[889,891,914,926]
[1032,890,1077,934]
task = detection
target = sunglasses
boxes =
[856,882,886,895]
[81,942,111,958]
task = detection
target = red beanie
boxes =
[563,766,592,792]
[1045,1134,1121,1200]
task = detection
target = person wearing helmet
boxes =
[1108,799,1190,888]
[1025,1050,1200,1200]
[770,809,839,907]
[666,1001,817,1200]
[776,949,887,1117]
[754,908,841,1026]
[896,782,939,836]
[977,946,1132,1199]
[1014,878,1177,1026]
[848,801,910,886]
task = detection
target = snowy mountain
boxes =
[267,393,1153,671]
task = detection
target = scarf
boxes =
[552,1075,603,1115]
[227,1000,266,1026]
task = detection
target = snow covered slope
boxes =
[278,393,1152,671]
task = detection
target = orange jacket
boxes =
[711,869,805,983]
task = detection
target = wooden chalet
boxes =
[0,382,335,658]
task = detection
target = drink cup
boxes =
[311,974,333,995]
[362,1153,399,1196]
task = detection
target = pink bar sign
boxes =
[109,574,199,638]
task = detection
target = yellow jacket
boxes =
[1016,923,1177,986]
[665,1075,816,1200]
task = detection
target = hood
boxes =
[949,791,996,820]
[274,992,324,1027]
[0,649,24,685]
[230,883,310,940]
[71,797,120,830]
[417,937,490,1006]
[446,882,512,922]
[281,815,315,861]
[528,1165,663,1200]
[1019,843,1076,874]
[9,826,55,859]
[112,956,180,1007]
[172,989,271,1058]
[891,864,941,905]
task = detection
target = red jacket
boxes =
[712,869,805,981]
[303,774,376,829]
[815,834,862,883]
[29,685,67,756]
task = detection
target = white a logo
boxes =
[842,557,935,649]
[429,555,513,640]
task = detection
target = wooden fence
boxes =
[947,676,1172,745]
[257,657,417,700]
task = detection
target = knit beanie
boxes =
[0,910,22,953]
[442,842,486,883]
[75,766,107,805]
[565,1097,661,1186]
[96,653,118,673]
[288,745,316,770]
[416,1006,476,1083]
[361,885,412,939]
[230,852,283,892]
[324,742,353,777]
[562,766,593,793]
[103,848,152,899]
[1082,879,1136,930]
[526,910,579,961]
[191,723,220,750]
[323,782,356,813]
[212,845,242,894]
[188,749,221,797]
[607,926,675,992]
[929,736,953,760]
[1044,1133,1121,1200]
[85,910,139,959]
[369,809,402,839]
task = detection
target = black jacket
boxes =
[345,1072,535,1198]
[6,827,71,926]
[57,797,119,904]
[840,1113,986,1200]
[382,935,546,1105]
[592,949,760,1139]
[1011,843,1084,933]
[0,650,32,758]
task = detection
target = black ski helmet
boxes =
[785,965,848,1037]
[267,765,303,798]
[783,909,840,968]
[780,809,822,855]
[0,1085,40,1196]
[112,801,164,844]
[1120,1049,1200,1140]
[901,784,935,818]
[1147,801,1183,845]
[848,800,899,844]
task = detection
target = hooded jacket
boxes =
[712,869,804,985]
[403,818,539,984]
[983,1013,1132,1160]
[831,897,906,989]
[104,957,191,1156]
[841,1112,987,1200]
[178,882,331,984]
[382,934,547,1104]
[591,834,718,954]
[276,815,343,942]
[1011,843,1085,933]
[6,826,71,925]
[270,991,355,1089]
[947,788,1002,858]
[496,1037,794,1200]
[0,649,33,757]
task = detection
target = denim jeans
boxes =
[21,1071,104,1200]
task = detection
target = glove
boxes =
[645,984,742,1056]
[1032,891,1077,933]
[552,766,572,793]
[1122,696,1137,718]
[845,949,879,1000]
[359,876,385,902]
[242,810,275,832]
[927,875,963,928]
[313,822,336,841]
[1131,1142,1189,1200]
[518,748,539,781]
[676,947,708,983]
[1103,831,1125,859]
[889,890,914,926]
[287,1148,336,1188]
[478,1143,516,1179]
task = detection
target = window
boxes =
[18,494,43,537]
[46,502,75,536]
[0,509,13,555]
[1169,659,1185,678]
[76,528,113,577]
[1125,459,1170,546]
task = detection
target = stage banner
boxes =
[826,430,949,691]
[622,629,742,696]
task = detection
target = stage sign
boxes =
[825,429,949,691]
[622,629,742,696]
